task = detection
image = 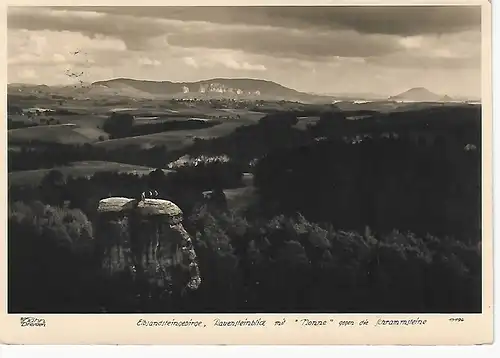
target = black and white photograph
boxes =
[6,4,486,317]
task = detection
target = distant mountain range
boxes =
[91,78,335,103]
[389,87,454,102]
[8,78,333,103]
[8,79,475,103]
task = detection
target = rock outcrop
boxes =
[96,196,201,294]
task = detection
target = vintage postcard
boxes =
[0,0,494,345]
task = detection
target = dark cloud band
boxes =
[45,6,481,36]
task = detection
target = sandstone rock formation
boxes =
[96,196,201,294]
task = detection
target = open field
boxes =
[8,123,109,145]
[8,160,172,187]
[132,116,221,125]
[294,116,321,130]
[47,114,108,127]
[333,100,476,112]
[8,112,108,129]
[93,121,252,150]
[223,186,257,212]
[9,93,268,118]
[217,108,267,121]
[8,96,267,149]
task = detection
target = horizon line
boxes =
[6,77,480,100]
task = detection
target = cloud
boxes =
[212,55,267,72]
[226,61,266,72]
[7,7,169,51]
[53,53,66,63]
[368,30,481,69]
[8,29,128,67]
[7,6,480,63]
[166,27,403,60]
[182,50,267,72]
[17,68,37,80]
[8,28,127,54]
[366,53,479,70]
[183,57,199,68]
[55,6,481,36]
[138,57,161,67]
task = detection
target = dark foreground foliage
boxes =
[254,135,481,242]
[9,200,481,314]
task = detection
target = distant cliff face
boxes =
[92,78,292,96]
[91,78,330,102]
[389,87,453,102]
[186,82,261,96]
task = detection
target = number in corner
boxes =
[20,317,46,327]
[449,317,465,323]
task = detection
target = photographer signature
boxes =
[20,317,46,327]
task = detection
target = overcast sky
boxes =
[7,6,481,97]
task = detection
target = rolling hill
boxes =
[8,161,172,187]
[389,87,453,102]
[93,121,248,150]
[8,123,109,145]
[91,78,332,102]
[8,78,335,102]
